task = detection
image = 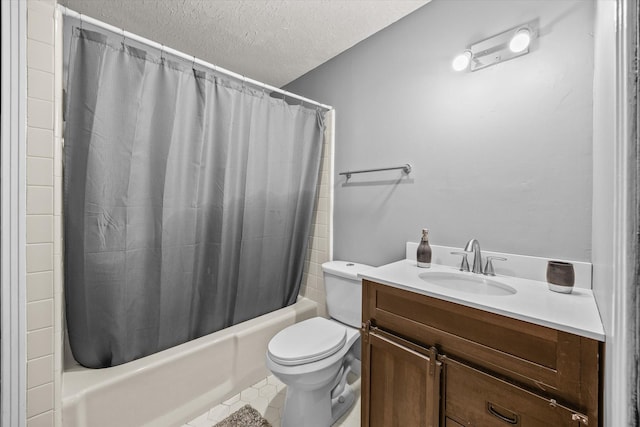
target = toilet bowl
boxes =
[265,261,373,427]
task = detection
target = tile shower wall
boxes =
[299,110,334,318]
[25,0,61,426]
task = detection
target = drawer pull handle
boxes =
[487,402,519,425]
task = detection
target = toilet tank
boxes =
[322,261,374,328]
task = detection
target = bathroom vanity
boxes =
[359,260,604,427]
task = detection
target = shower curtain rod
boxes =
[58,5,333,111]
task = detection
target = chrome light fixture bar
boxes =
[452,22,536,72]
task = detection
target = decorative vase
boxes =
[546,261,575,294]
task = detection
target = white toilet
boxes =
[266,260,373,427]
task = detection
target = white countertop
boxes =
[359,259,605,342]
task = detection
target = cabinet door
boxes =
[361,328,441,427]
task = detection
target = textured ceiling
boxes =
[58,0,430,87]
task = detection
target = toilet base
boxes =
[281,380,355,427]
[281,383,331,427]
[331,382,355,423]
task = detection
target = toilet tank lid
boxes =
[322,261,374,280]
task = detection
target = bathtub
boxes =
[62,297,318,427]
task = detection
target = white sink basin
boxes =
[418,271,517,296]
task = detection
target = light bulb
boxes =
[451,51,472,71]
[509,28,531,53]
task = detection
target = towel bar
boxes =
[339,164,412,179]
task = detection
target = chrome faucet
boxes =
[464,239,483,274]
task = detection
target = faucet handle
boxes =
[484,256,507,276]
[451,252,470,272]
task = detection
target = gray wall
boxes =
[285,0,594,266]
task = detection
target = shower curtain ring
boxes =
[121,28,126,45]
[192,55,196,69]
[79,14,83,30]
[160,44,165,61]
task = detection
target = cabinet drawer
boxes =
[444,358,588,426]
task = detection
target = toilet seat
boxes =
[268,317,347,366]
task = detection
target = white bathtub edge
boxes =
[62,297,319,427]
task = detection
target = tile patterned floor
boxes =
[182,373,361,427]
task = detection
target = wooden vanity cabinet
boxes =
[361,279,602,427]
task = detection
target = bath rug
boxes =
[213,404,272,427]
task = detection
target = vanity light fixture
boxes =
[453,22,537,72]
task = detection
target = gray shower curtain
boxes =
[64,28,324,368]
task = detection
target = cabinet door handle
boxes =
[487,402,519,425]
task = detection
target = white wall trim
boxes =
[609,0,638,425]
[328,109,335,262]
[1,1,27,427]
